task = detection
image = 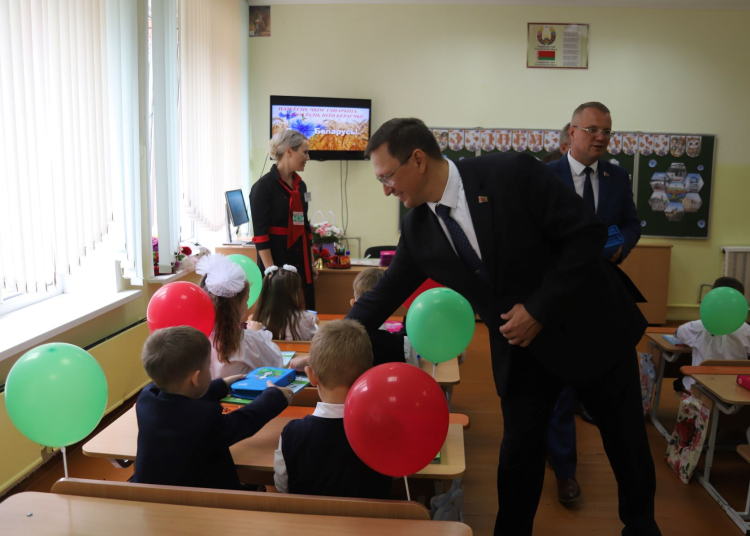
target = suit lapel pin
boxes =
[478,196,489,203]
[603,171,609,177]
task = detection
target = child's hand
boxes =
[288,355,309,372]
[223,374,246,388]
[267,380,293,404]
[248,320,264,331]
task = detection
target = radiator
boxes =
[722,247,750,302]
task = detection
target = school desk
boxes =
[82,408,466,484]
[685,368,750,535]
[644,332,692,441]
[0,492,472,535]
[275,341,461,388]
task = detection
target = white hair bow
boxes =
[196,254,246,298]
[282,264,297,273]
[264,265,278,276]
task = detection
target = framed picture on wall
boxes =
[527,23,589,69]
[249,6,270,37]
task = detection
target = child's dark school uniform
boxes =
[132,378,288,490]
[273,402,392,499]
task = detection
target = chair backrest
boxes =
[51,478,430,521]
[364,246,398,259]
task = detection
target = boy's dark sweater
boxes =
[132,378,288,490]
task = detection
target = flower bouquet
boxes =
[152,237,195,275]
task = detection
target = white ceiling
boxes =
[247,0,750,10]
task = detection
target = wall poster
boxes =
[527,23,589,69]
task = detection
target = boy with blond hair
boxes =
[133,325,292,490]
[273,319,392,498]
[351,267,418,367]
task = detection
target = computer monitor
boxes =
[225,189,249,226]
[224,189,250,245]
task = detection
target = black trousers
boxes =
[494,348,660,536]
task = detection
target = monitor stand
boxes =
[223,202,246,245]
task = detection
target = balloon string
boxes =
[404,475,411,501]
[432,363,436,377]
[62,446,69,479]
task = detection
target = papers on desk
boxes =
[350,258,381,267]
[281,351,295,367]
[662,334,687,346]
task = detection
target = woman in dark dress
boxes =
[250,130,317,310]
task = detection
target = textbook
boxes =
[281,351,295,367]
[222,373,311,412]
[662,334,687,346]
[231,367,296,400]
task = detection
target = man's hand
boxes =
[223,374,247,388]
[267,381,293,404]
[499,304,543,347]
[609,245,623,263]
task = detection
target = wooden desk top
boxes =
[0,492,472,535]
[692,374,750,406]
[645,332,693,354]
[83,410,465,481]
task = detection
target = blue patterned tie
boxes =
[435,204,489,286]
[583,166,595,211]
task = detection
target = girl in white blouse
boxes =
[254,265,319,341]
[196,254,283,378]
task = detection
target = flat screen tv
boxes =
[270,95,372,161]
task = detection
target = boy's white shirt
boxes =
[676,320,750,390]
[273,402,344,493]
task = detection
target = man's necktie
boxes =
[583,166,595,212]
[435,204,489,286]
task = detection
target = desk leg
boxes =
[703,403,721,482]
[649,343,670,441]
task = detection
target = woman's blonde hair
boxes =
[269,129,307,161]
[199,275,250,364]
[254,267,305,340]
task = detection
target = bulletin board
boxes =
[634,134,715,239]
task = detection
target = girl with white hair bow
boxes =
[196,254,284,378]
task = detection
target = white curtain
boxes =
[152,0,179,274]
[0,0,148,297]
[178,0,248,232]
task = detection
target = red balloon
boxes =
[146,281,215,337]
[344,362,449,477]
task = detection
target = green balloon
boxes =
[5,343,108,447]
[700,287,749,336]
[406,288,475,364]
[228,254,263,307]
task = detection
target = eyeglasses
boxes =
[572,125,615,139]
[375,154,412,187]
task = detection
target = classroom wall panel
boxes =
[247,4,750,318]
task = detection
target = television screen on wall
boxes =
[270,95,372,161]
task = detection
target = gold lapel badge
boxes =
[478,196,489,203]
[603,171,610,177]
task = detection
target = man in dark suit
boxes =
[545,103,642,504]
[347,118,659,536]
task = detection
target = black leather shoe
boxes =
[557,478,581,504]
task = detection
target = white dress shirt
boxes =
[426,159,482,260]
[273,402,344,493]
[567,152,600,211]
